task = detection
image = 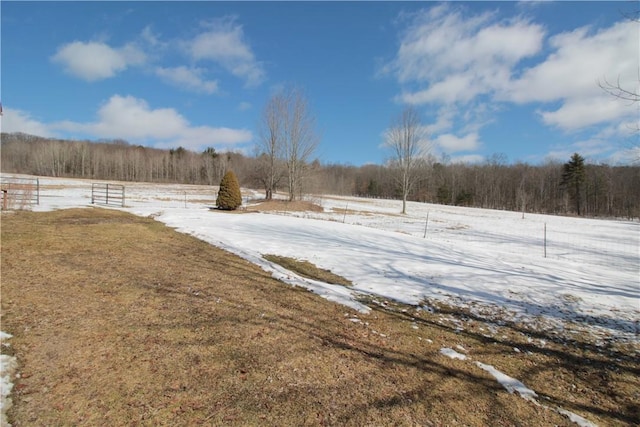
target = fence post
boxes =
[343,202,348,223]
[544,223,547,258]
[106,184,109,205]
[36,178,40,205]
[122,186,125,207]
[423,212,429,238]
[2,190,7,210]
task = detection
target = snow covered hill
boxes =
[9,175,640,344]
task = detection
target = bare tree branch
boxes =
[277,86,320,201]
[384,107,432,214]
[257,92,287,199]
[598,74,640,103]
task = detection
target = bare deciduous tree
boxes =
[257,93,287,199]
[281,86,320,201]
[384,107,431,214]
[256,86,319,201]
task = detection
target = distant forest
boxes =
[2,132,639,219]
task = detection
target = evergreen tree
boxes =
[216,171,242,210]
[561,153,586,215]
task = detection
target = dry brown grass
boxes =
[330,207,373,217]
[1,182,36,211]
[248,199,324,213]
[1,208,638,426]
[263,255,352,287]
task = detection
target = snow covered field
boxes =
[6,174,639,344]
[1,174,637,426]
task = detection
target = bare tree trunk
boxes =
[384,107,431,214]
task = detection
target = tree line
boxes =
[2,131,638,219]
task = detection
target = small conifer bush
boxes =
[216,171,242,210]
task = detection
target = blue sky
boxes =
[1,1,638,166]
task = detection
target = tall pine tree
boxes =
[561,153,586,215]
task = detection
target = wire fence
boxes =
[413,213,639,271]
[0,176,39,210]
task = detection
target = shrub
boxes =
[216,171,242,210]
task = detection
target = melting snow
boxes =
[475,361,538,401]
[0,332,17,427]
[440,348,467,360]
[473,361,598,426]
[555,408,599,427]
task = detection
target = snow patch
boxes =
[474,361,597,426]
[440,347,467,360]
[475,361,537,401]
[1,332,17,427]
[556,407,599,427]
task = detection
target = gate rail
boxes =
[91,183,125,207]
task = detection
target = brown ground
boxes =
[262,255,353,287]
[247,199,324,213]
[1,208,638,426]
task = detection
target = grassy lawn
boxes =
[1,208,637,426]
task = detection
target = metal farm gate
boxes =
[91,183,125,207]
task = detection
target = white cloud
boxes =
[237,102,252,111]
[185,16,265,87]
[386,5,637,154]
[0,108,54,137]
[388,5,544,105]
[505,20,639,131]
[435,132,480,153]
[68,95,187,139]
[544,133,627,163]
[506,22,637,104]
[400,74,479,105]
[161,126,253,151]
[424,106,455,134]
[55,95,252,150]
[51,41,146,81]
[155,66,219,94]
[538,95,633,131]
[383,4,544,161]
[141,26,162,48]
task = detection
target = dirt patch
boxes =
[263,254,352,287]
[248,199,324,213]
[330,207,375,217]
[1,209,637,426]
